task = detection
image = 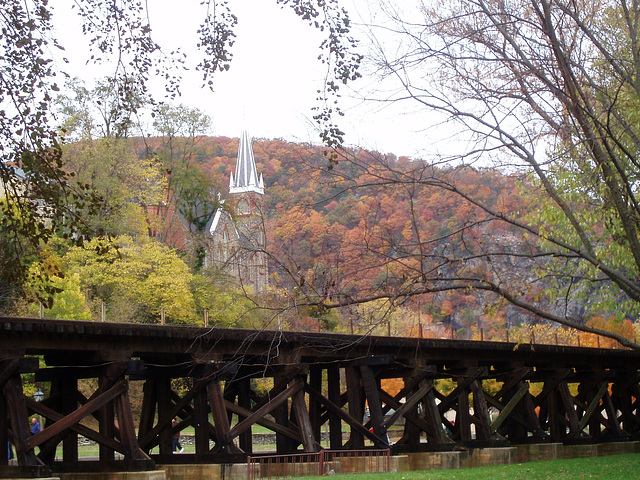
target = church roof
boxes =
[205,202,224,235]
[229,130,264,195]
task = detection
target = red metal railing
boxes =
[322,449,391,475]
[247,449,391,480]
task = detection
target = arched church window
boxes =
[237,198,250,215]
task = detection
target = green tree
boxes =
[190,273,268,328]
[64,235,198,324]
[152,103,220,267]
[57,76,148,140]
[61,137,165,237]
[27,271,92,321]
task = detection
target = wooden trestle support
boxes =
[1,316,639,477]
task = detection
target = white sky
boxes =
[50,0,439,158]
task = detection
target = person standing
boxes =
[30,417,40,435]
[171,418,183,453]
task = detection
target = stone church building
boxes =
[203,131,269,292]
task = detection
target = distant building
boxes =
[204,131,268,292]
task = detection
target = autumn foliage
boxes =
[50,135,639,348]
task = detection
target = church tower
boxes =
[205,132,268,292]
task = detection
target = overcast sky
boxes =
[51,0,438,158]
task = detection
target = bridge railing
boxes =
[247,449,391,480]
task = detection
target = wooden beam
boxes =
[207,380,234,452]
[35,360,145,381]
[193,388,210,454]
[224,400,302,443]
[251,364,306,411]
[378,389,433,434]
[138,376,210,450]
[492,368,531,401]
[347,355,394,367]
[0,359,20,389]
[155,377,174,456]
[292,388,320,452]
[382,381,433,431]
[578,383,609,431]
[61,378,79,463]
[23,380,128,451]
[114,382,150,462]
[327,366,343,449]
[24,397,121,453]
[360,366,385,441]
[137,379,157,451]
[305,383,388,448]
[236,378,253,453]
[470,379,493,441]
[345,366,365,449]
[490,383,529,434]
[558,382,581,437]
[438,368,486,413]
[456,387,472,442]
[4,376,44,467]
[224,379,303,444]
[308,368,322,443]
[535,369,572,405]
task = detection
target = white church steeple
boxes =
[229,130,264,195]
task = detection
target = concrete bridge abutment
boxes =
[3,443,640,480]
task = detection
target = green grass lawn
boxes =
[297,454,640,480]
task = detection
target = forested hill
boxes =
[137,135,539,333]
[55,134,632,341]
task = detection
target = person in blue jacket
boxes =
[30,417,40,435]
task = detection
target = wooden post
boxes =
[101,303,106,322]
[506,328,509,343]
[292,386,319,452]
[360,366,385,446]
[345,366,364,449]
[156,378,173,456]
[204,309,209,327]
[3,375,42,467]
[207,380,232,453]
[419,322,423,338]
[193,387,210,456]
[327,367,342,450]
[309,368,322,443]
[160,307,166,325]
[480,328,484,342]
[39,303,45,319]
[273,365,293,453]
[61,378,78,463]
[237,377,253,454]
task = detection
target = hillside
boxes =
[49,135,635,342]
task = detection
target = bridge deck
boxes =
[2,315,637,366]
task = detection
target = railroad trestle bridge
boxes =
[1,316,639,478]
